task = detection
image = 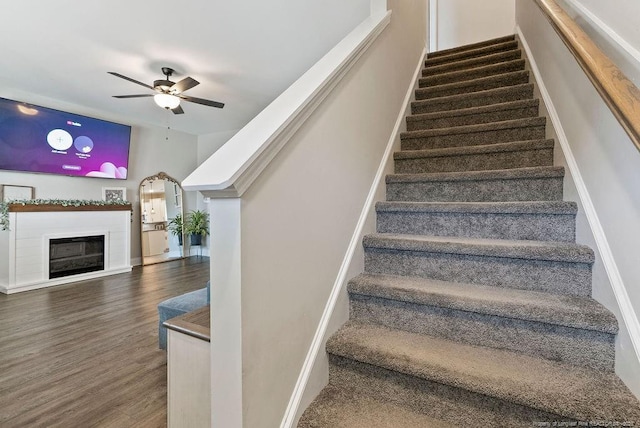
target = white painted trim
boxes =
[516,25,640,363]
[278,48,426,428]
[0,267,132,294]
[183,12,392,198]
[562,0,640,68]
[429,0,438,52]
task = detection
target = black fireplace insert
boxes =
[49,235,105,279]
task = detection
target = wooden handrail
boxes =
[533,0,640,153]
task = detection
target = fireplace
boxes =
[49,235,105,279]
[1,204,131,294]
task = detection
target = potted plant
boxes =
[167,213,184,245]
[185,209,209,246]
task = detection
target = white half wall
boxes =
[198,1,426,426]
[430,0,515,51]
[516,0,640,398]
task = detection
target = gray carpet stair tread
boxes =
[348,273,617,334]
[407,99,539,123]
[415,70,529,99]
[419,59,526,86]
[297,384,454,428]
[394,139,553,160]
[427,35,516,59]
[422,50,523,76]
[386,166,565,183]
[411,84,535,115]
[375,200,577,215]
[327,321,640,423]
[425,41,519,66]
[401,116,545,140]
[363,233,594,264]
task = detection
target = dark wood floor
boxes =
[0,257,210,428]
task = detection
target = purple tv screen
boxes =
[0,97,131,179]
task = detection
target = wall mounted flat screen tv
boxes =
[0,97,131,179]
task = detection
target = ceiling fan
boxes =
[108,67,224,114]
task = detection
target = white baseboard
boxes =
[516,25,640,364]
[278,48,427,428]
[0,266,133,294]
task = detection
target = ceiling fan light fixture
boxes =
[154,93,180,109]
[110,68,224,114]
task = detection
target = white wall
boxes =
[197,129,240,165]
[516,0,640,398]
[0,87,200,264]
[431,0,515,50]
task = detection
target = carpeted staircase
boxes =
[298,35,640,427]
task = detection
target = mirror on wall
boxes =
[139,172,184,265]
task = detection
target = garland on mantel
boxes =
[0,199,131,231]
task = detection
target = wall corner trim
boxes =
[515,24,640,365]
[278,47,428,428]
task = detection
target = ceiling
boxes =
[0,1,369,136]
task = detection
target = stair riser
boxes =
[427,35,516,59]
[363,248,592,296]
[425,41,519,67]
[415,73,529,100]
[407,105,539,131]
[328,355,567,427]
[376,210,575,242]
[422,51,522,77]
[395,147,553,174]
[419,60,526,87]
[401,125,546,151]
[386,176,564,202]
[349,295,615,371]
[412,85,534,115]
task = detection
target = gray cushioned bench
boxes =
[158,281,210,350]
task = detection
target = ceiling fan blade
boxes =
[171,105,185,115]
[108,72,154,90]
[180,95,224,108]
[113,94,154,99]
[172,77,199,93]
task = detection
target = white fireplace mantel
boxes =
[0,204,132,294]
